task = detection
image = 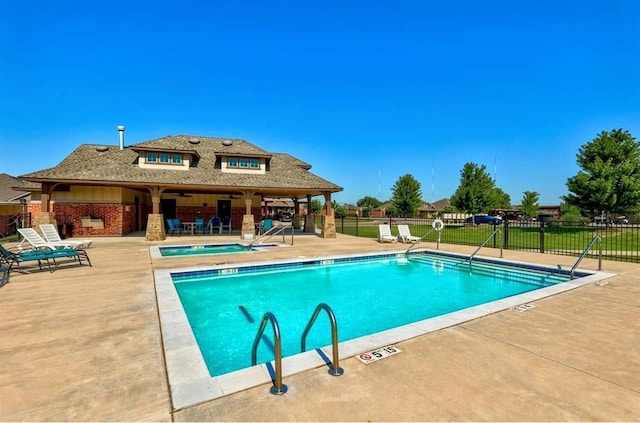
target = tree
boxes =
[450,163,510,214]
[356,196,382,217]
[559,202,583,223]
[565,129,640,217]
[519,191,540,219]
[310,198,323,214]
[391,174,422,217]
[332,200,346,218]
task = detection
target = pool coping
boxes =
[153,248,617,411]
[149,242,288,259]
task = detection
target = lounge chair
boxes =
[39,224,93,249]
[0,244,91,273]
[17,228,81,250]
[397,224,421,243]
[378,224,398,243]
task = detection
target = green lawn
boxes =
[334,219,639,258]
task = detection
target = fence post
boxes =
[355,214,358,237]
[539,221,545,253]
[503,219,509,249]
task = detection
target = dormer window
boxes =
[227,157,261,170]
[145,152,183,165]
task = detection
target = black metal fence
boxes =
[333,216,640,264]
[0,213,31,240]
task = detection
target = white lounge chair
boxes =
[397,224,421,243]
[17,227,80,250]
[40,224,93,249]
[378,224,398,243]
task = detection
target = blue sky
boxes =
[1,0,639,205]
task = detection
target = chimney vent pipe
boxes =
[117,125,125,150]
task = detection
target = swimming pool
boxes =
[154,249,612,409]
[150,242,281,258]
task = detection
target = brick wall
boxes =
[36,203,136,236]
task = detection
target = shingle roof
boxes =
[20,135,342,194]
[0,173,30,203]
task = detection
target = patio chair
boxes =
[39,224,93,249]
[17,227,80,250]
[194,217,205,235]
[378,224,398,243]
[258,218,273,235]
[221,216,232,233]
[397,224,421,243]
[166,219,182,236]
[0,244,91,273]
[206,217,221,234]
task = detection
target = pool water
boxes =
[159,243,278,257]
[172,253,569,376]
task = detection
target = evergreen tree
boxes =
[565,129,640,216]
[519,191,540,219]
[450,163,509,214]
[391,174,422,217]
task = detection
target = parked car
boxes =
[278,212,292,222]
[465,215,503,225]
[613,216,629,224]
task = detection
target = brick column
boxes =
[146,214,166,241]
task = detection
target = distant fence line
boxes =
[330,216,639,264]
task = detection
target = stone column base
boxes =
[320,215,336,239]
[32,212,58,237]
[304,214,316,233]
[241,215,256,240]
[146,214,166,241]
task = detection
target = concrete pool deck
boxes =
[1,232,638,421]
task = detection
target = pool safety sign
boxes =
[357,345,401,364]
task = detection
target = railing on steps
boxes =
[251,224,295,245]
[570,235,602,279]
[251,312,287,395]
[469,228,503,262]
[300,303,344,376]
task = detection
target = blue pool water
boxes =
[172,253,570,377]
[159,243,278,257]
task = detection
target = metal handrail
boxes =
[405,227,437,255]
[300,303,344,376]
[251,224,294,245]
[570,235,602,279]
[251,312,288,395]
[469,227,502,262]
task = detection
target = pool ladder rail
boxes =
[569,235,602,279]
[251,303,343,396]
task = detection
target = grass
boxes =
[334,219,639,259]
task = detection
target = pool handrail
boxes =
[570,235,602,279]
[300,303,344,376]
[469,227,503,262]
[251,224,294,245]
[405,227,438,254]
[251,312,288,395]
